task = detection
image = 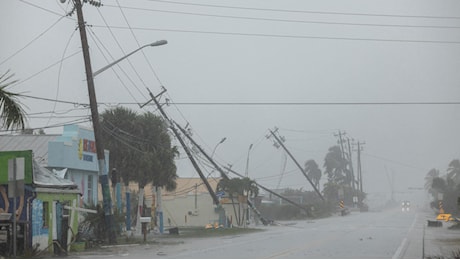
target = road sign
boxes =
[8,157,25,198]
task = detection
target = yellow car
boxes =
[436,213,455,222]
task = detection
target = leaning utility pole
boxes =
[74,0,116,243]
[174,122,229,181]
[143,88,226,226]
[143,88,220,205]
[268,128,324,201]
[175,122,313,217]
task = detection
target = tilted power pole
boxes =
[174,122,312,218]
[74,0,116,244]
[269,128,324,201]
[143,88,220,205]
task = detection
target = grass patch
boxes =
[81,227,264,249]
[162,226,263,239]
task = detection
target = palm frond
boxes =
[0,70,26,130]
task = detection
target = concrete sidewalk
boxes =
[402,209,460,258]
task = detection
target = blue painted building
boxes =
[0,124,109,206]
[48,125,109,205]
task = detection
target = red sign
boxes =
[82,139,96,153]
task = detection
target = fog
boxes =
[1,0,459,202]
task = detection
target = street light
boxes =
[211,137,227,158]
[92,40,168,77]
[245,144,253,177]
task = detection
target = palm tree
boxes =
[100,107,139,186]
[101,107,179,231]
[216,177,258,226]
[0,70,26,130]
[424,168,440,196]
[447,159,460,184]
[304,159,322,190]
[323,146,348,184]
[136,111,178,191]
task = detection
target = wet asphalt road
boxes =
[70,206,448,259]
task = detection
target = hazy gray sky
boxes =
[1,0,459,199]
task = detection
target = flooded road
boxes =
[74,206,424,258]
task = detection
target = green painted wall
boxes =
[0,150,33,184]
[36,192,79,254]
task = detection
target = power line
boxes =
[28,107,89,116]
[147,0,460,20]
[45,26,78,128]
[140,101,460,106]
[17,94,460,106]
[11,50,81,88]
[0,117,91,134]
[101,124,147,154]
[0,16,67,66]
[19,94,89,106]
[107,4,460,30]
[362,152,427,171]
[95,8,148,101]
[87,26,141,104]
[91,25,460,44]
[29,115,88,119]
[18,0,74,18]
[113,0,164,88]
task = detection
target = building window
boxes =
[42,202,49,228]
[87,175,93,205]
[62,201,70,217]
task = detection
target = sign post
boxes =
[8,157,25,258]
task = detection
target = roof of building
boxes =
[33,160,79,190]
[0,134,58,165]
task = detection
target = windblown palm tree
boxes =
[447,159,460,184]
[305,159,322,190]
[324,146,348,184]
[0,71,26,130]
[424,168,440,195]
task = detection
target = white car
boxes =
[402,201,410,212]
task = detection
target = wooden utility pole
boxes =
[334,131,347,160]
[74,0,116,243]
[346,137,356,191]
[174,122,313,217]
[269,128,324,201]
[144,88,220,205]
[356,141,365,194]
